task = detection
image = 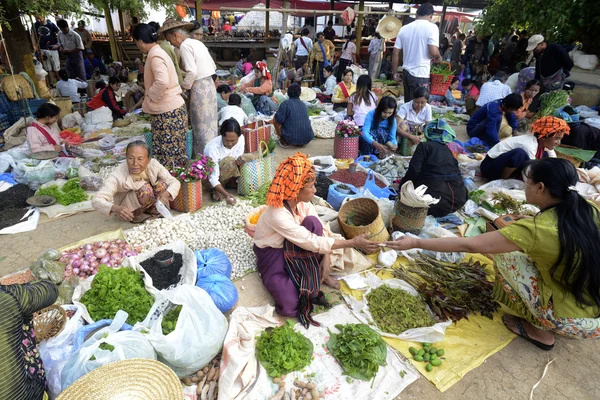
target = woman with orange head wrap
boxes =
[480,116,570,180]
[253,153,377,328]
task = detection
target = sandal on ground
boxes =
[502,315,555,351]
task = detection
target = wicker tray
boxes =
[33,305,67,342]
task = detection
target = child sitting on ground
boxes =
[218,93,248,127]
[124,73,145,111]
[430,77,466,114]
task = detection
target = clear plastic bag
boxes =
[79,175,103,191]
[98,134,116,150]
[241,94,257,117]
[30,250,66,284]
[54,158,80,179]
[61,310,156,391]
[14,159,56,189]
[134,284,228,377]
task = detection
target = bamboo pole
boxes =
[272,0,289,88]
[219,7,411,16]
[195,0,203,22]
[440,3,447,37]
[355,1,365,55]
[266,0,270,37]
[104,5,119,62]
[118,10,126,43]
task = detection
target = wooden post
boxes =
[104,5,119,62]
[265,0,270,37]
[273,0,289,87]
[440,3,447,37]
[355,0,365,56]
[195,0,203,22]
[118,10,126,43]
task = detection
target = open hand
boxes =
[114,205,135,222]
[225,195,237,205]
[409,134,423,145]
[158,191,171,205]
[351,233,380,253]
[384,236,419,251]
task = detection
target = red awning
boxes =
[185,0,347,15]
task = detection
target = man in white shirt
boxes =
[218,94,247,127]
[162,20,218,155]
[476,71,513,107]
[392,3,442,101]
[294,28,313,70]
[56,19,86,80]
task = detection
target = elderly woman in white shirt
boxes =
[92,141,180,223]
[204,118,246,205]
[397,86,432,155]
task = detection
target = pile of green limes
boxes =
[409,342,445,372]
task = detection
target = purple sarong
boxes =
[253,216,323,317]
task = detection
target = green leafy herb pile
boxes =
[36,178,88,206]
[161,305,183,335]
[366,286,436,334]
[430,63,454,82]
[81,266,155,325]
[326,324,387,381]
[394,255,499,322]
[537,90,570,118]
[256,320,314,378]
[243,181,270,206]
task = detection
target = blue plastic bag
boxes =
[363,170,397,199]
[195,248,233,279]
[327,183,359,211]
[195,274,239,313]
[355,154,378,168]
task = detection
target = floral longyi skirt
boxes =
[494,252,600,339]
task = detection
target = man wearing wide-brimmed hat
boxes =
[160,19,218,155]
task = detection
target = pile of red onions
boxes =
[61,239,142,279]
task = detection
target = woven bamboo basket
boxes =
[54,96,73,122]
[33,305,67,342]
[555,144,582,168]
[338,198,389,249]
[392,197,428,235]
[1,75,34,101]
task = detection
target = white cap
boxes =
[526,34,545,52]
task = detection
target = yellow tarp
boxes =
[341,253,516,392]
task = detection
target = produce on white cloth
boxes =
[311,119,337,139]
[126,201,257,280]
[60,239,139,279]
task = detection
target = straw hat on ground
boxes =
[377,15,402,40]
[300,87,317,102]
[57,359,184,400]
[158,18,195,35]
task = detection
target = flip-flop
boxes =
[502,315,555,351]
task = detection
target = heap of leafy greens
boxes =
[366,286,436,334]
[81,266,155,325]
[161,305,182,335]
[326,324,387,381]
[537,90,570,118]
[37,178,87,206]
[430,63,454,82]
[256,320,313,378]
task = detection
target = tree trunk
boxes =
[104,5,119,62]
[355,0,365,63]
[2,3,41,96]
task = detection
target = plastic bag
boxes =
[79,175,103,191]
[61,310,156,391]
[241,94,257,117]
[327,183,360,211]
[420,219,465,264]
[98,134,116,150]
[360,189,394,228]
[68,147,105,159]
[195,248,232,279]
[364,170,397,199]
[344,271,452,343]
[14,159,56,189]
[39,305,85,400]
[135,284,228,377]
[238,71,255,88]
[73,318,133,350]
[54,157,80,179]
[56,275,80,305]
[30,250,66,284]
[195,273,239,313]
[309,156,337,175]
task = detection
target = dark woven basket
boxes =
[392,197,428,235]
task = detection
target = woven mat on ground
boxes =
[340,253,516,392]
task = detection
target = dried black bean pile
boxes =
[140,251,183,290]
[315,174,333,199]
[0,184,33,211]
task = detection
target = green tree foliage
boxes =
[478,0,600,55]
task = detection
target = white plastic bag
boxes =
[98,134,116,150]
[53,157,80,179]
[136,284,228,377]
[344,272,451,343]
[360,189,394,227]
[39,305,85,400]
[84,106,113,125]
[13,159,56,189]
[60,310,156,391]
[309,155,337,175]
[123,240,197,296]
[238,71,255,88]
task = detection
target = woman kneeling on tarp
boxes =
[400,119,467,217]
[92,140,180,222]
[204,118,245,204]
[253,153,378,327]
[480,116,569,181]
[386,158,600,350]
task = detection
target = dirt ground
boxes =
[1,124,599,399]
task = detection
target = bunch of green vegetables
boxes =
[161,305,183,335]
[366,285,436,334]
[81,266,155,325]
[394,255,499,322]
[537,90,570,118]
[308,108,323,117]
[326,324,387,381]
[243,181,270,206]
[256,320,314,378]
[492,192,525,214]
[430,63,454,82]
[37,178,88,206]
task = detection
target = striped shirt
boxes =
[274,98,314,145]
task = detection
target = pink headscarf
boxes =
[255,61,272,80]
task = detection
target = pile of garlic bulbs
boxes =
[125,201,257,280]
[311,119,337,139]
